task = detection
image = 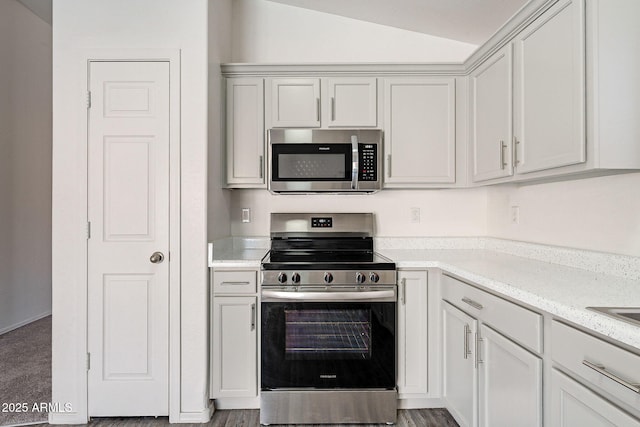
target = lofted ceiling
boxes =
[266,0,530,45]
[17,0,52,25]
[15,0,531,46]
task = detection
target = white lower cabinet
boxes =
[442,301,478,427]
[211,296,257,398]
[551,369,640,427]
[397,270,428,396]
[478,324,542,427]
[442,274,542,427]
[210,269,258,399]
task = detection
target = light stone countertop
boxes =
[379,249,640,351]
[208,240,640,351]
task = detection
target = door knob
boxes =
[150,252,165,264]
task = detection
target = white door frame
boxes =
[80,49,181,422]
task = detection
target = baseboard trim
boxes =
[398,397,444,409]
[48,412,88,425]
[175,401,214,423]
[214,397,260,410]
[0,310,52,335]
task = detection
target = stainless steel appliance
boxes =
[268,129,382,193]
[260,213,397,425]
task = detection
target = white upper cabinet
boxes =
[270,78,321,128]
[323,78,377,127]
[226,78,265,187]
[513,0,585,174]
[269,77,377,129]
[383,77,456,186]
[470,44,513,182]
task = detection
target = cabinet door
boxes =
[442,301,478,427]
[226,78,265,187]
[324,77,377,127]
[383,77,456,185]
[551,369,640,427]
[478,324,542,427]
[270,78,321,128]
[470,45,513,182]
[397,270,428,396]
[211,296,257,398]
[513,0,585,174]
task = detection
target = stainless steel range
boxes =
[260,213,397,425]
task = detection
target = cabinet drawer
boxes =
[551,320,640,411]
[212,270,257,294]
[442,274,542,353]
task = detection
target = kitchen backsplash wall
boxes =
[230,188,488,237]
[230,0,477,63]
[487,172,640,258]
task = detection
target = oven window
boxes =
[284,309,371,360]
[278,154,345,179]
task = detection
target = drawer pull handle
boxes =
[220,281,251,286]
[462,297,483,310]
[582,360,640,394]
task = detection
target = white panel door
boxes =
[226,78,265,187]
[551,369,640,427]
[513,0,585,174]
[478,324,542,427]
[88,61,170,416]
[397,271,428,396]
[383,77,456,185]
[470,44,513,182]
[211,296,257,398]
[324,77,377,127]
[270,78,321,128]
[442,301,478,427]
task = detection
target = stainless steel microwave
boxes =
[268,129,382,193]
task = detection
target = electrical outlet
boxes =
[410,207,421,223]
[510,206,520,224]
[242,208,251,223]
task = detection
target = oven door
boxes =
[261,296,396,390]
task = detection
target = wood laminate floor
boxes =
[51,409,459,427]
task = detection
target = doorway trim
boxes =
[51,48,181,424]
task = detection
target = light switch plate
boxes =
[242,208,251,223]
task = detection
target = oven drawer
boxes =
[442,274,542,353]
[551,320,640,411]
[212,270,257,294]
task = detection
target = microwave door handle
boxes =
[351,135,359,190]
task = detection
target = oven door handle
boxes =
[261,289,396,302]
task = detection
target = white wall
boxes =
[52,0,209,422]
[231,189,488,237]
[208,0,233,240]
[0,0,52,335]
[231,0,477,63]
[487,173,640,257]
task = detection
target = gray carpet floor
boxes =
[0,316,51,426]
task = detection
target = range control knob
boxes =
[369,272,380,283]
[324,272,334,284]
[355,272,366,284]
[291,272,301,284]
[277,272,287,284]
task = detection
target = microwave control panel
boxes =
[359,144,378,181]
